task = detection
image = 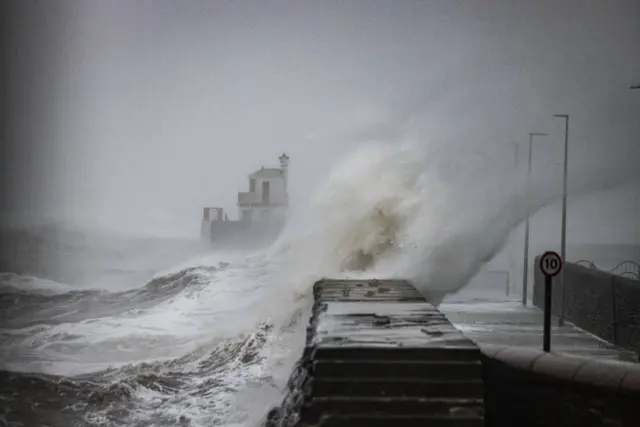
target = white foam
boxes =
[0,273,75,295]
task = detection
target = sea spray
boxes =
[270,138,637,306]
[265,139,507,306]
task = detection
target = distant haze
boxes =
[3,0,639,240]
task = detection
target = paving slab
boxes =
[312,301,477,350]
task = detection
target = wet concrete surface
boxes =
[440,300,638,362]
[313,301,478,350]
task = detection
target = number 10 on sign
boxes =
[541,251,562,277]
[539,251,563,352]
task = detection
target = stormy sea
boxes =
[0,142,627,427]
[0,221,311,427]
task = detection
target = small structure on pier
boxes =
[200,154,290,246]
[237,153,289,225]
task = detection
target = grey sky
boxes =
[4,0,640,239]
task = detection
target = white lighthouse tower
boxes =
[279,152,290,194]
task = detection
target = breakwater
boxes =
[265,278,640,427]
[266,279,485,427]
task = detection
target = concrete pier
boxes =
[268,279,486,427]
[266,279,640,427]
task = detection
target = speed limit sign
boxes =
[540,251,562,277]
[540,250,562,353]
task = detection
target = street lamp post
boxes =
[508,142,520,297]
[522,132,547,306]
[553,114,570,325]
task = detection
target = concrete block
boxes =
[313,346,481,362]
[316,414,484,427]
[531,353,586,380]
[302,396,484,422]
[493,346,545,370]
[573,359,629,391]
[619,365,640,394]
[312,360,483,380]
[310,378,484,398]
[478,344,507,358]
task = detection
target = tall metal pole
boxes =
[511,142,519,168]
[554,114,569,325]
[509,142,519,297]
[522,132,547,306]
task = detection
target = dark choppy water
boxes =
[0,224,308,427]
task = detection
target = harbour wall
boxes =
[533,257,640,355]
[267,278,640,426]
[481,345,640,427]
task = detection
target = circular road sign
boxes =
[540,251,563,277]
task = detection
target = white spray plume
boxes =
[267,138,636,307]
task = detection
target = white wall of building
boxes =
[250,176,287,205]
[241,205,287,223]
[237,171,288,223]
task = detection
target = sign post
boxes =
[539,251,563,352]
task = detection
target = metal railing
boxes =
[574,260,640,281]
[556,260,640,357]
